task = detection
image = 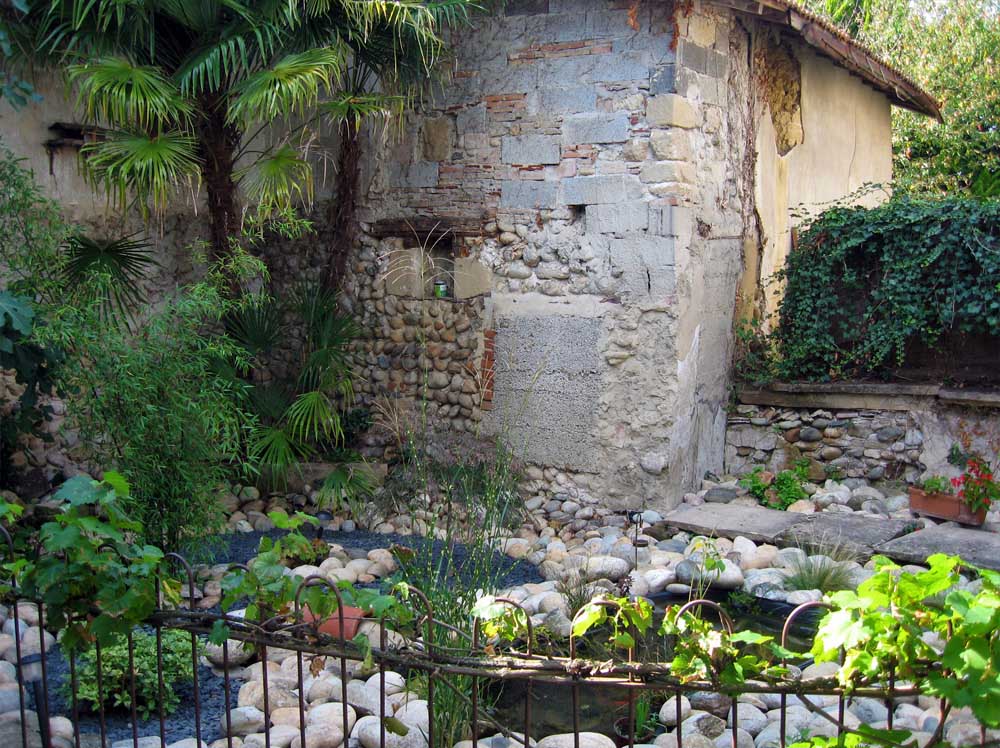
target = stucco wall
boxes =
[0,75,211,294]
[749,42,893,320]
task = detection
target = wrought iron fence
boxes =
[0,545,993,748]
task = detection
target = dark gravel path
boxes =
[30,528,542,745]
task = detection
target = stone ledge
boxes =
[876,525,1000,571]
[662,503,807,544]
[738,382,1000,412]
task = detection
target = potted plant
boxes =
[612,693,659,746]
[909,456,998,526]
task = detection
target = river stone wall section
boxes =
[725,398,1000,484]
[346,0,750,510]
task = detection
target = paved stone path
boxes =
[662,504,1000,571]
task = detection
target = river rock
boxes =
[689,692,732,718]
[715,728,753,748]
[290,725,344,748]
[727,704,767,736]
[659,695,692,726]
[355,715,427,748]
[675,560,744,591]
[536,733,615,748]
[226,707,266,737]
[681,711,726,738]
[583,556,631,582]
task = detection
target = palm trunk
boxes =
[196,98,242,260]
[325,118,362,290]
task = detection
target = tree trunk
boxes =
[325,118,362,290]
[196,97,242,261]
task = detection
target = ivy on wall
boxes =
[772,196,1000,381]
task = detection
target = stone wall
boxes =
[725,388,1000,484]
[725,404,922,484]
[343,0,752,510]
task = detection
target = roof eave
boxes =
[706,0,942,121]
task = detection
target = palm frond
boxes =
[424,0,478,28]
[235,144,314,216]
[227,46,346,125]
[223,296,286,356]
[68,57,192,130]
[248,423,311,487]
[249,382,295,423]
[316,457,377,514]
[290,280,339,339]
[82,130,201,214]
[285,389,342,444]
[299,343,356,395]
[175,30,255,96]
[64,233,158,322]
[320,91,404,127]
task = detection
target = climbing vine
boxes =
[771,195,1000,381]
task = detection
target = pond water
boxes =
[490,590,823,739]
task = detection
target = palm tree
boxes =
[9,0,471,262]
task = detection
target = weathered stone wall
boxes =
[345,0,751,510]
[726,404,922,484]
[726,397,1000,485]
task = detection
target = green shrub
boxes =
[68,629,194,719]
[775,195,1000,380]
[921,475,952,494]
[37,265,259,552]
[232,283,361,490]
[738,466,807,510]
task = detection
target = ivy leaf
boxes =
[101,471,131,498]
[571,603,606,638]
[209,620,230,645]
[731,631,773,645]
[55,475,101,505]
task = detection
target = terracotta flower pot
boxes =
[612,717,656,747]
[908,487,986,527]
[301,605,368,640]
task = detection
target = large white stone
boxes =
[354,715,428,748]
[536,733,615,748]
[659,695,692,726]
[583,555,632,582]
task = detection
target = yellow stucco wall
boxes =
[751,44,893,321]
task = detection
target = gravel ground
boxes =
[30,527,542,745]
[211,527,544,589]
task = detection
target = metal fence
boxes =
[0,551,992,748]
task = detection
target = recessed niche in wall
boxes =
[384,234,456,300]
[423,237,455,299]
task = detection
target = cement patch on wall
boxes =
[488,295,604,471]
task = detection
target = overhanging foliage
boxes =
[773,196,1000,380]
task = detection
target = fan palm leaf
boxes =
[249,382,295,424]
[235,144,314,215]
[285,389,342,444]
[223,296,286,356]
[81,130,201,214]
[249,423,312,485]
[64,233,158,322]
[227,46,346,125]
[68,57,192,130]
[320,91,403,126]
